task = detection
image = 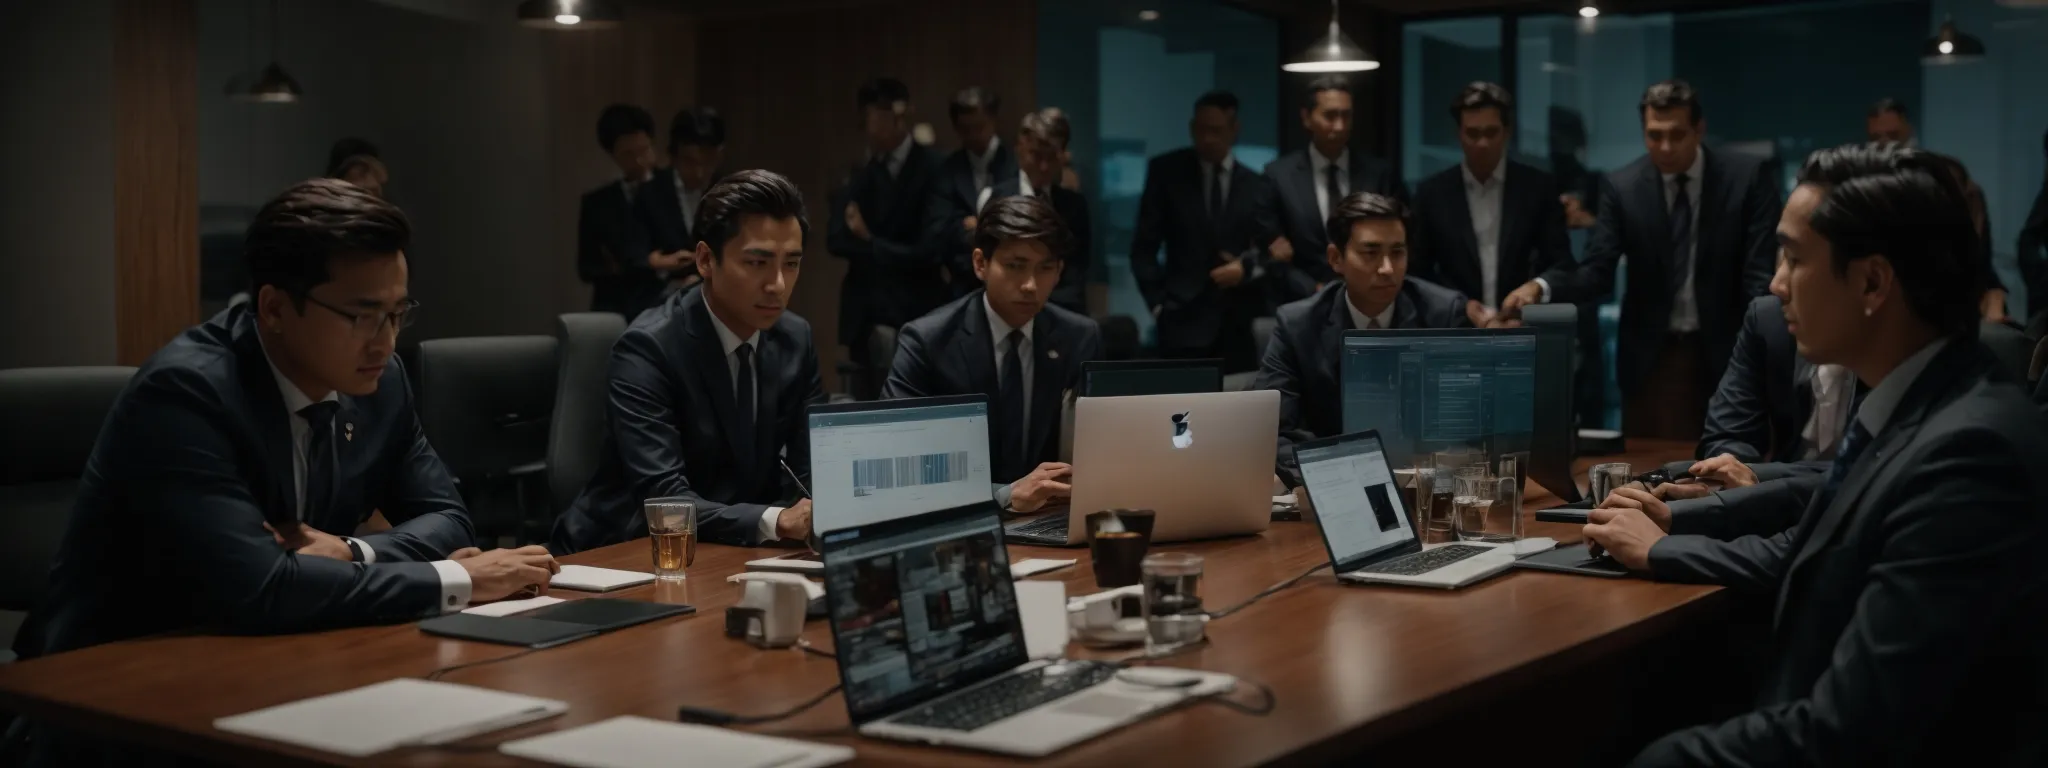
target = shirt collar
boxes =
[1663,147,1705,184]
[1018,169,1039,198]
[704,301,760,358]
[888,134,915,167]
[1344,288,1396,330]
[983,292,1035,346]
[1856,337,1949,435]
[1462,155,1505,189]
[1312,147,1349,174]
[258,336,339,418]
[1203,154,1236,175]
[969,137,1000,168]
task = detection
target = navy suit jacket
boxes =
[1252,278,1471,485]
[1407,160,1573,308]
[925,143,1018,294]
[1534,148,1781,397]
[551,289,824,553]
[828,144,951,346]
[881,291,1101,484]
[1262,148,1408,305]
[17,305,474,660]
[1699,295,1813,464]
[578,181,667,320]
[637,167,724,256]
[1637,339,2048,767]
[1128,148,1280,350]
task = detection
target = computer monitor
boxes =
[807,395,995,533]
[1518,304,1584,503]
[1339,328,1538,476]
[1076,359,1224,398]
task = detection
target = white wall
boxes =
[0,0,118,368]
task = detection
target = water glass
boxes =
[1453,469,1518,544]
[1139,552,1206,655]
[643,497,696,581]
[1589,463,1633,507]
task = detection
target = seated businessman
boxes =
[1253,192,1471,485]
[552,170,826,553]
[884,194,1101,513]
[14,180,557,683]
[1584,143,2048,766]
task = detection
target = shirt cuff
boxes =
[429,560,473,613]
[759,506,786,542]
[994,482,1015,511]
[1533,277,1553,304]
[345,537,376,563]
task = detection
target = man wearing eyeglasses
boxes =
[14,180,557,689]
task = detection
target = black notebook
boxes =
[420,598,696,648]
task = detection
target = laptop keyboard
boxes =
[1358,544,1494,576]
[889,662,1118,732]
[1005,516,1069,541]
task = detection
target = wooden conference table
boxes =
[0,440,1725,767]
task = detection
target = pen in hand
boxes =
[779,459,811,499]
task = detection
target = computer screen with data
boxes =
[809,400,995,533]
[1340,329,1537,470]
[1296,431,1412,565]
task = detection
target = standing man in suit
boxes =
[830,77,948,399]
[883,195,1101,513]
[1255,192,1471,483]
[980,108,1091,315]
[1264,75,1408,307]
[553,171,826,553]
[1584,143,2048,767]
[1408,82,1572,323]
[1129,90,1279,372]
[1864,97,1914,145]
[928,86,1016,296]
[638,106,726,298]
[1502,80,1781,441]
[578,104,676,320]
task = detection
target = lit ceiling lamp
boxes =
[1579,1,1601,19]
[517,0,623,29]
[227,0,301,103]
[1283,0,1379,73]
[1921,15,1986,64]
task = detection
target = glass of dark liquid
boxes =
[1086,509,1155,589]
[643,497,696,581]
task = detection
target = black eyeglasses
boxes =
[303,295,419,339]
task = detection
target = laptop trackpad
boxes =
[1053,692,1152,720]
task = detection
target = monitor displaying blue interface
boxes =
[1340,329,1537,470]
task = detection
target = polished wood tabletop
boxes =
[0,441,1714,767]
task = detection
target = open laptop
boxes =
[1058,359,1224,462]
[1292,430,1514,589]
[822,504,1231,756]
[1008,390,1278,547]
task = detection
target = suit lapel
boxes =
[955,297,999,399]
[1634,165,1673,273]
[954,158,978,212]
[1321,288,1351,385]
[753,332,782,490]
[1294,153,1322,245]
[1694,149,1728,287]
[1027,312,1065,464]
[684,298,749,473]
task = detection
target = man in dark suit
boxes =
[884,195,1101,514]
[830,77,948,396]
[12,184,560,749]
[1503,80,1781,441]
[978,108,1090,315]
[1254,192,1471,484]
[637,106,726,298]
[553,171,826,553]
[1129,90,1279,372]
[578,104,676,320]
[1408,82,1571,320]
[927,86,1016,296]
[1263,74,1408,307]
[1585,144,2048,767]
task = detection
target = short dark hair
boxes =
[1304,74,1352,103]
[973,194,1072,263]
[1325,191,1408,248]
[1867,97,1909,121]
[1449,81,1514,128]
[668,107,726,154]
[857,77,911,112]
[694,169,809,259]
[1019,107,1072,151]
[331,154,386,184]
[1640,79,1703,124]
[324,137,379,177]
[1193,89,1239,115]
[245,178,412,300]
[596,104,655,152]
[949,86,1000,123]
[1797,143,1984,338]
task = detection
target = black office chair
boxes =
[1098,314,1140,361]
[1222,371,1259,392]
[546,314,625,518]
[1980,320,2033,384]
[834,325,901,402]
[0,366,135,663]
[417,336,558,547]
[1251,316,1278,357]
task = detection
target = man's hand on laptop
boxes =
[1009,463,1073,514]
[1688,453,1758,490]
[1582,504,1663,573]
[459,545,560,602]
[777,499,814,543]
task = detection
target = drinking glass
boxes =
[1139,553,1206,655]
[643,497,696,581]
[1453,468,1518,544]
[1589,463,1633,507]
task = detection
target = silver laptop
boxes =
[1293,430,1514,589]
[1008,390,1278,546]
[823,507,1231,757]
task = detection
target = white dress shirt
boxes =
[1665,147,1705,333]
[1202,154,1236,213]
[1855,338,1949,437]
[1800,363,1858,460]
[705,305,788,542]
[1345,292,1396,330]
[969,137,1001,193]
[674,173,702,234]
[875,134,915,178]
[261,343,470,611]
[985,294,1035,426]
[1017,168,1045,199]
[1311,148,1351,223]
[1463,157,1507,308]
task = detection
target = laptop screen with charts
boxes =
[820,506,1025,726]
[1340,329,1537,472]
[807,396,995,534]
[1293,430,1420,569]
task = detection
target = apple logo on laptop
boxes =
[1170,411,1194,449]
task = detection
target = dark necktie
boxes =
[1668,173,1694,298]
[734,343,757,465]
[1208,164,1226,218]
[1324,163,1343,220]
[1812,418,1871,514]
[996,330,1026,481]
[298,401,340,530]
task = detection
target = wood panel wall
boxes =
[695,0,1039,391]
[113,0,199,365]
